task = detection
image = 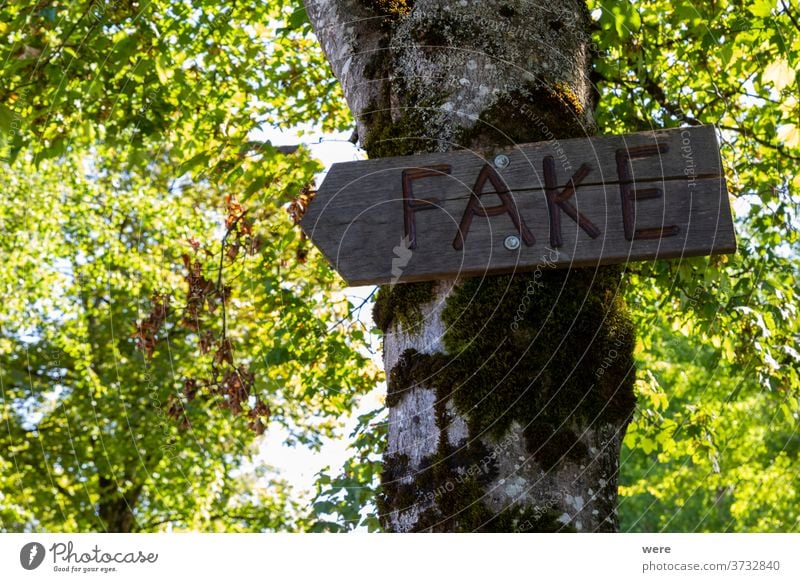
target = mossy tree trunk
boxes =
[305,0,636,532]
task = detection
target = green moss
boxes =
[361,100,444,158]
[372,281,437,333]
[458,84,588,149]
[523,424,588,472]
[362,0,413,17]
[386,348,433,407]
[378,349,497,531]
[554,82,585,117]
[408,442,498,532]
[439,266,636,442]
[377,452,416,523]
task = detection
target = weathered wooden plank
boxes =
[301,126,736,286]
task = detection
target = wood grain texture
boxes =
[302,126,736,286]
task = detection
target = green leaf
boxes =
[748,0,772,16]
[0,105,13,132]
[155,55,172,84]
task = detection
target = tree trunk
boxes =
[305,0,636,532]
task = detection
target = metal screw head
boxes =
[494,154,510,169]
[504,235,521,251]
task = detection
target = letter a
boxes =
[453,164,535,250]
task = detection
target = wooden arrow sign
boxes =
[301,126,736,286]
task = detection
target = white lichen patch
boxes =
[565,494,585,511]
[446,400,469,447]
[502,475,528,499]
[387,387,439,468]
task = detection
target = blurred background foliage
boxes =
[592,0,800,531]
[0,0,378,532]
[0,0,797,531]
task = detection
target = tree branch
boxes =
[718,125,800,162]
[780,0,800,33]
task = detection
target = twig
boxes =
[780,0,800,33]
[327,289,377,333]
[718,125,800,162]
